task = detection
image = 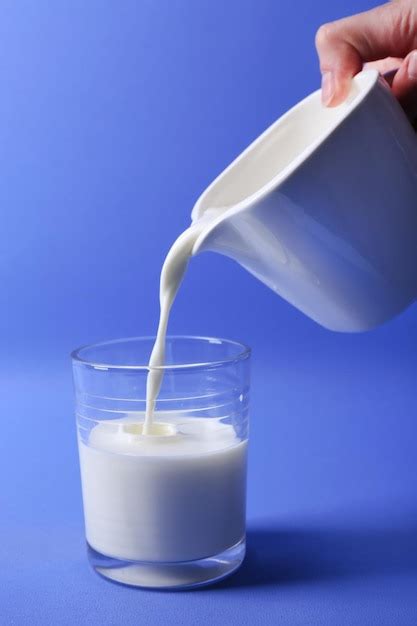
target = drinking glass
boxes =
[71,336,250,589]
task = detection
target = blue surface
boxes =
[3,1,417,624]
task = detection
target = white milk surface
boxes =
[79,416,247,562]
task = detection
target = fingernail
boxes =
[321,72,335,106]
[408,51,417,79]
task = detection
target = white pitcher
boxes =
[191,70,417,332]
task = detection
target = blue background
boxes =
[3,1,417,624]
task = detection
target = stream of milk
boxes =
[143,221,205,434]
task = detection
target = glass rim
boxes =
[71,335,251,371]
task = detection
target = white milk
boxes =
[79,212,247,571]
[79,415,247,562]
[143,222,204,434]
[144,210,227,432]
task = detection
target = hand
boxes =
[316,0,417,118]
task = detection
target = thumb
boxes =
[391,50,417,119]
[316,1,417,106]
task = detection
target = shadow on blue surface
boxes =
[215,520,417,588]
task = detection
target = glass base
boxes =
[87,538,246,590]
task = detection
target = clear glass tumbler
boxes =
[71,336,250,589]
